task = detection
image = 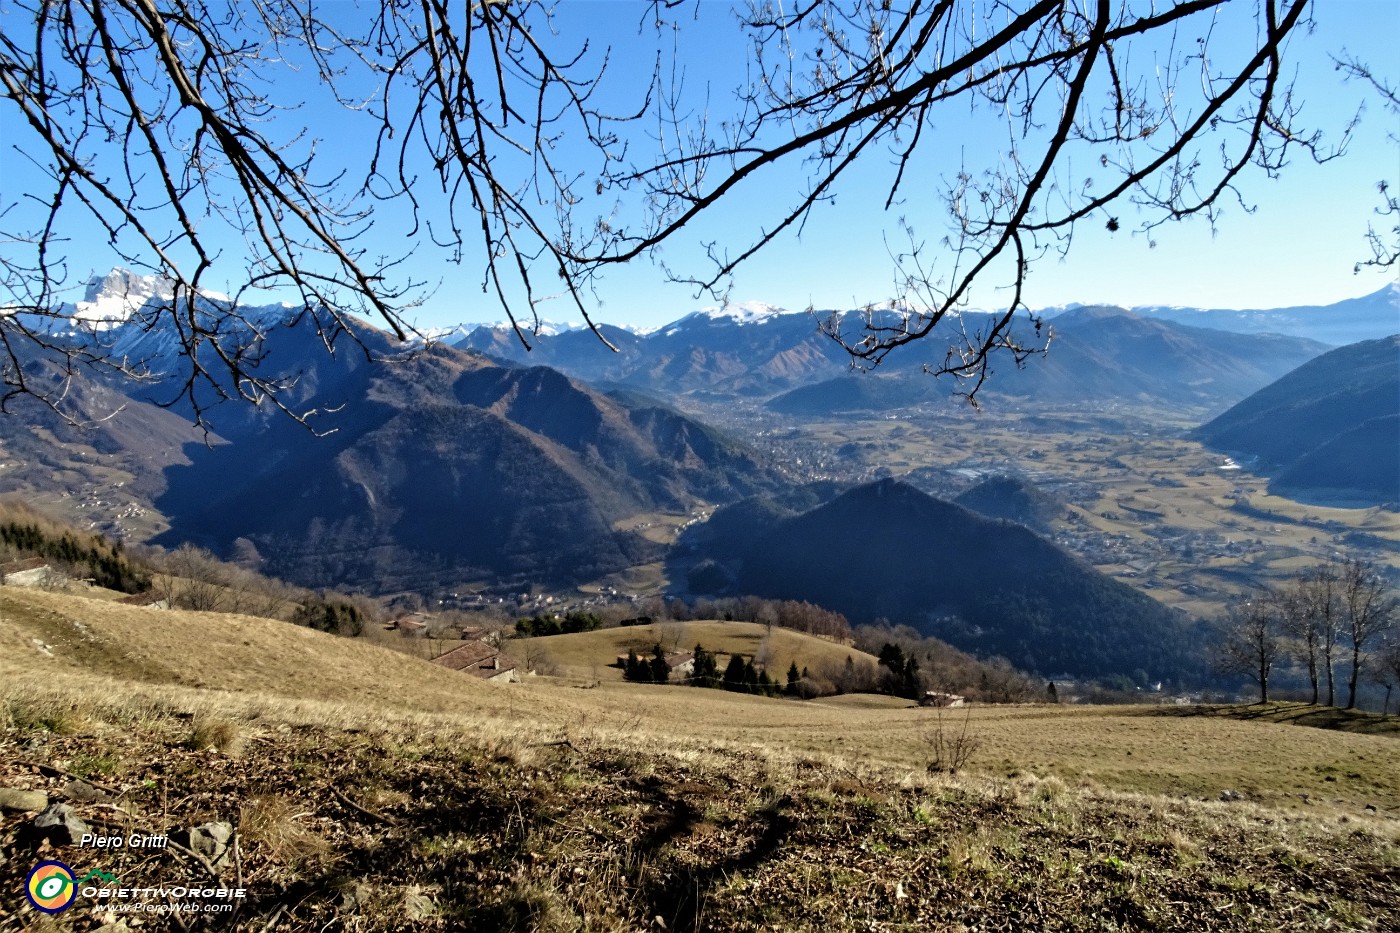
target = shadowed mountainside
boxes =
[953,475,1065,534]
[1195,335,1400,507]
[156,344,784,592]
[684,479,1198,681]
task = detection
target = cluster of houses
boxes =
[382,613,528,683]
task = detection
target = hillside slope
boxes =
[156,344,783,592]
[0,354,219,539]
[1195,335,1400,506]
[699,479,1197,680]
[0,586,503,712]
[2,586,1397,932]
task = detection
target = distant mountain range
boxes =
[3,272,786,592]
[680,479,1198,681]
[28,271,1393,413]
[768,307,1329,414]
[448,288,1396,409]
[1119,284,1399,346]
[455,306,852,399]
[1195,335,1400,507]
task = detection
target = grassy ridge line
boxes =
[0,587,507,716]
[521,620,875,683]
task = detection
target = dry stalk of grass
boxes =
[188,715,244,756]
[239,794,332,867]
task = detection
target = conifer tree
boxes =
[650,644,671,684]
[723,654,747,693]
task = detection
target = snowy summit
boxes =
[72,269,176,329]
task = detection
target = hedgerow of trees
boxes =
[1215,558,1398,709]
[516,611,604,637]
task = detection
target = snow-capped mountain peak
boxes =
[74,269,175,329]
[654,300,802,336]
[432,318,589,341]
[694,300,791,323]
[71,268,244,330]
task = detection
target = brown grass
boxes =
[2,586,1399,930]
[239,794,333,868]
[5,586,1400,814]
[522,619,873,684]
[188,714,245,755]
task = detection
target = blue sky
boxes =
[4,0,1396,333]
[533,0,1400,330]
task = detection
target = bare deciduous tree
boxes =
[1277,576,1320,704]
[1334,54,1400,273]
[155,543,232,612]
[1214,598,1283,704]
[1374,637,1400,716]
[1301,563,1343,707]
[1338,558,1398,710]
[2,0,1361,419]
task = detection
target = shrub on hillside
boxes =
[292,596,365,637]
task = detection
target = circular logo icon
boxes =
[26,861,77,914]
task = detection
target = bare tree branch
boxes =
[0,0,1371,419]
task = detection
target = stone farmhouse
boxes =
[432,640,521,683]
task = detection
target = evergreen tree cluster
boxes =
[623,645,671,684]
[877,643,923,699]
[623,642,788,698]
[0,517,149,593]
[719,651,780,697]
[691,645,721,688]
[515,610,604,637]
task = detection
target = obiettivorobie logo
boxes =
[24,859,247,916]
[25,862,119,914]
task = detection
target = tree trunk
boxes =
[1346,645,1362,710]
[1260,660,1269,704]
[1324,648,1335,707]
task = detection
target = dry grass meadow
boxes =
[3,586,1398,931]
[520,620,876,685]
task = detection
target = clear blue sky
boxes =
[5,0,1396,332]
[530,0,1399,330]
